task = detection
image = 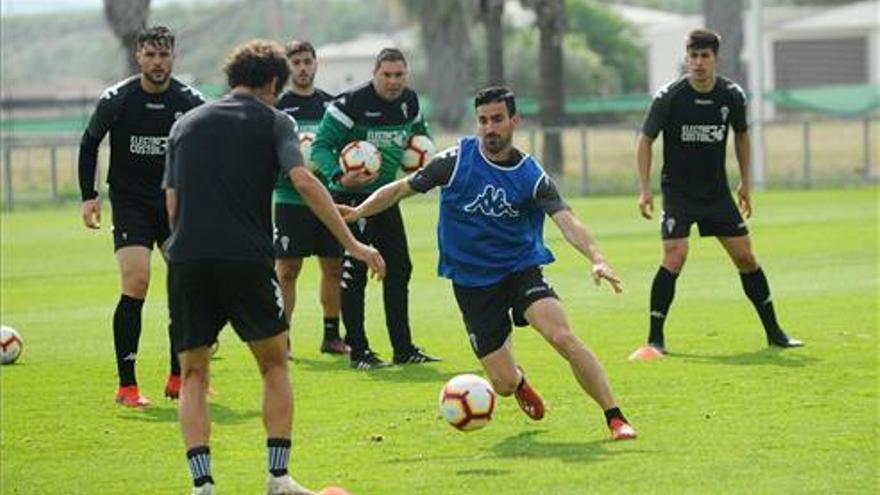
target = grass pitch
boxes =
[1,187,877,494]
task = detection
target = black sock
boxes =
[604,407,628,426]
[267,438,291,477]
[649,266,678,347]
[740,268,782,335]
[186,445,213,487]
[169,328,180,376]
[323,317,340,341]
[113,295,144,387]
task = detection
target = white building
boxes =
[613,1,880,98]
[314,31,417,95]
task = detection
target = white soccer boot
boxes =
[266,474,316,495]
[191,482,215,495]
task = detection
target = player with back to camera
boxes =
[163,39,385,495]
[340,86,637,441]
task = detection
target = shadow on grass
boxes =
[292,356,355,372]
[118,402,260,425]
[668,347,818,367]
[488,429,648,464]
[361,365,481,384]
[456,468,511,476]
[294,356,479,384]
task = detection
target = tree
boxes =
[565,0,646,93]
[703,0,746,87]
[400,0,472,129]
[521,0,565,175]
[477,0,506,86]
[103,0,151,76]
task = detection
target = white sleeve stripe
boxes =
[442,141,464,189]
[327,104,354,129]
[532,172,546,199]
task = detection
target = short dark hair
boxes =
[374,47,407,70]
[285,40,316,59]
[223,39,291,95]
[137,25,175,49]
[686,28,721,54]
[474,86,517,116]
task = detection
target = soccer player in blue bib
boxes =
[340,87,637,440]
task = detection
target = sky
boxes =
[1,0,232,17]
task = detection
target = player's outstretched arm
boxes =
[343,178,416,223]
[636,133,655,220]
[291,167,386,279]
[550,209,622,293]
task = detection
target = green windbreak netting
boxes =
[765,83,880,117]
[3,84,876,135]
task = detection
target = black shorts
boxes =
[452,266,558,358]
[274,203,342,258]
[660,194,748,239]
[168,260,288,353]
[110,196,169,251]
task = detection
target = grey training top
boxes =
[163,93,304,264]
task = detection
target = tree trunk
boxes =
[103,0,151,76]
[478,0,506,86]
[527,0,565,176]
[703,0,746,87]
[418,2,471,129]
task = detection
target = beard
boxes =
[483,133,509,154]
[294,72,314,88]
[145,70,169,85]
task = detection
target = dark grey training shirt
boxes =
[163,93,304,264]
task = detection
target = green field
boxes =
[1,188,878,494]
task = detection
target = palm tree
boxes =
[103,0,152,75]
[521,0,564,175]
[703,0,746,87]
[477,0,506,86]
[399,0,472,129]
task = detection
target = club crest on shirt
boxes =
[720,106,729,123]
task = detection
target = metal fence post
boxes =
[579,127,589,195]
[528,128,537,157]
[802,121,811,187]
[3,142,13,212]
[864,118,874,182]
[50,145,58,201]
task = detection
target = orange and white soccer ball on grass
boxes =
[0,325,23,365]
[339,140,382,175]
[439,374,497,431]
[401,134,436,172]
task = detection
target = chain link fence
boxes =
[1,117,877,211]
